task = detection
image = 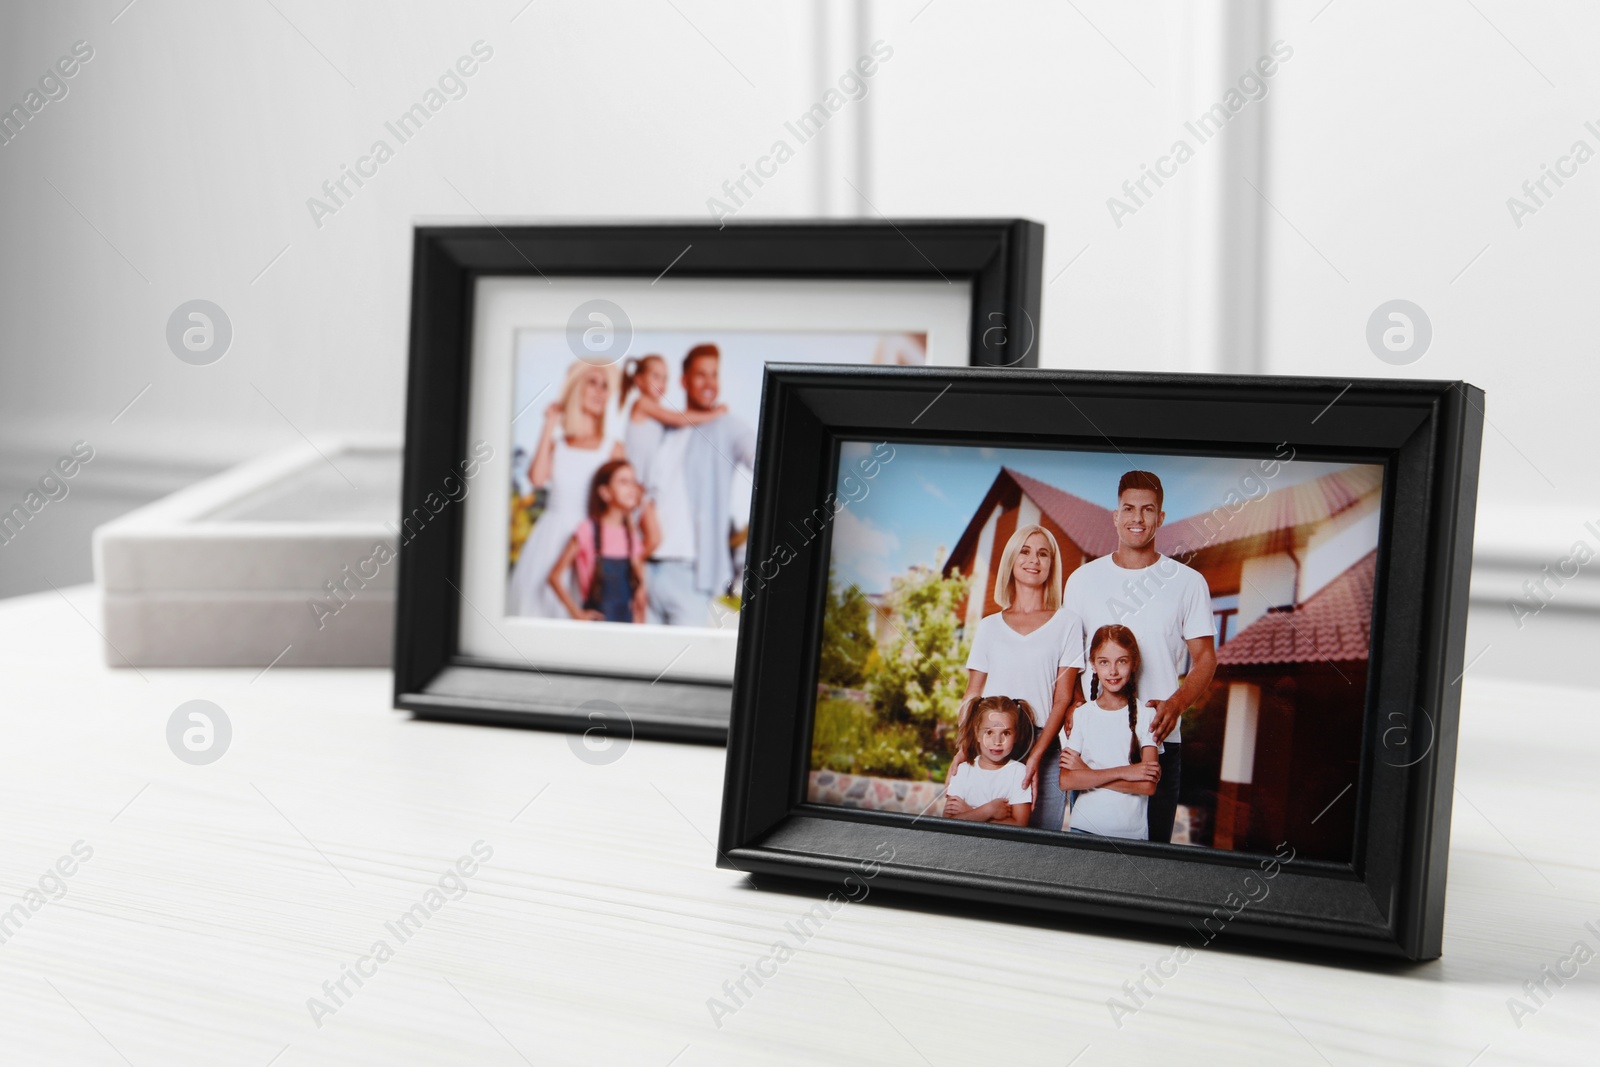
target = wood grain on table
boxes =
[0,587,1593,1065]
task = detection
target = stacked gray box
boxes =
[93,440,400,667]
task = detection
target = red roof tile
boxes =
[1157,465,1383,557]
[1004,468,1120,557]
[1217,551,1377,666]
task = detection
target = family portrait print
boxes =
[506,330,926,629]
[808,441,1383,861]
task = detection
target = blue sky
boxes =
[830,441,1376,593]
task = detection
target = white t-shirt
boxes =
[965,610,1083,728]
[649,426,694,560]
[1061,554,1215,743]
[623,403,666,493]
[947,759,1033,809]
[1065,701,1160,839]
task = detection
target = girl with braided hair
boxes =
[1058,625,1162,839]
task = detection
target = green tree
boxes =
[818,574,875,689]
[865,565,971,759]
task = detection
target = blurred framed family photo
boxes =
[719,364,1484,960]
[393,221,1044,741]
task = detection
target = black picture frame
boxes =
[717,364,1483,960]
[394,220,1044,744]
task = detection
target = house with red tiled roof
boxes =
[942,468,1116,634]
[1215,550,1377,668]
[941,463,1382,856]
[943,464,1381,640]
[1207,549,1377,852]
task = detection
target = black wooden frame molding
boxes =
[393,220,1044,743]
[717,364,1483,960]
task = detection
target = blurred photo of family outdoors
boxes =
[504,330,927,628]
[808,441,1385,860]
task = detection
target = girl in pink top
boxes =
[547,460,647,623]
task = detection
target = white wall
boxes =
[1221,680,1260,784]
[965,503,998,633]
[871,0,1259,375]
[0,0,830,594]
[1237,550,1297,632]
[1,0,1592,666]
[0,1,824,475]
[875,0,1598,531]
[1301,495,1380,601]
[1257,0,1597,528]
[2,1,1233,475]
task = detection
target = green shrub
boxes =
[818,576,875,689]
[811,696,873,773]
[809,564,971,782]
[811,695,939,779]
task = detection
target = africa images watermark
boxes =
[1106,40,1294,229]
[737,441,896,609]
[1504,119,1600,230]
[0,440,96,548]
[1107,841,1296,1028]
[0,841,95,947]
[705,843,896,1029]
[1506,920,1600,1029]
[0,39,94,149]
[1160,442,1296,561]
[305,40,495,230]
[1505,518,1600,630]
[306,840,494,1028]
[309,440,493,630]
[705,40,895,226]
[167,700,232,766]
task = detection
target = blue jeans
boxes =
[1029,736,1068,832]
[590,557,634,623]
[647,560,710,627]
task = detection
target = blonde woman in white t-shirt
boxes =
[947,524,1083,832]
[1059,624,1161,840]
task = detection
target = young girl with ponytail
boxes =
[943,695,1036,826]
[619,354,728,555]
[1058,625,1162,839]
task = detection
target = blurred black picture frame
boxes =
[717,364,1484,960]
[393,221,1044,744]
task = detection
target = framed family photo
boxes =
[718,365,1484,960]
[393,220,1044,742]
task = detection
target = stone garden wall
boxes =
[807,770,944,815]
[807,768,1196,844]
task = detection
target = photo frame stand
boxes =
[393,220,1044,742]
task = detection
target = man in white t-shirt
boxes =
[647,424,698,621]
[646,345,755,626]
[1061,471,1217,843]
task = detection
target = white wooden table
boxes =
[0,586,1592,1066]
